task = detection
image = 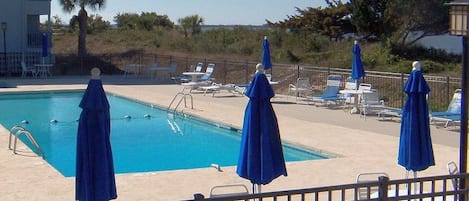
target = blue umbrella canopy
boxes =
[351,41,365,82]
[398,66,435,172]
[76,72,117,201]
[237,72,287,185]
[261,36,272,70]
[41,33,48,58]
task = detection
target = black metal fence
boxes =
[5,53,460,111]
[186,173,468,201]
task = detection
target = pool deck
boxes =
[0,75,461,200]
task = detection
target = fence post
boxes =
[401,73,405,108]
[378,176,389,201]
[446,76,450,107]
[223,60,227,83]
[297,64,300,79]
[245,60,249,84]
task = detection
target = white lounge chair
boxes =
[194,62,203,72]
[377,107,402,121]
[430,89,461,127]
[307,75,343,106]
[200,83,244,97]
[200,63,215,81]
[289,77,311,101]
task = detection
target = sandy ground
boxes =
[0,75,462,200]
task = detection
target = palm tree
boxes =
[178,15,204,38]
[59,0,106,57]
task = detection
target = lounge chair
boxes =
[432,89,461,116]
[289,77,311,101]
[377,107,402,121]
[194,62,204,72]
[200,63,215,81]
[307,75,343,106]
[447,161,459,192]
[430,89,461,127]
[200,83,244,97]
[359,89,384,119]
[431,114,460,128]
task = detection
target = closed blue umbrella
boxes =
[351,40,365,88]
[76,68,117,201]
[262,36,272,70]
[41,33,48,58]
[398,61,435,175]
[237,64,287,193]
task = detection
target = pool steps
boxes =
[8,125,44,159]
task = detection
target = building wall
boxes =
[0,0,50,53]
[0,0,21,52]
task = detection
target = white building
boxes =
[0,0,52,74]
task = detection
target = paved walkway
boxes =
[0,75,461,200]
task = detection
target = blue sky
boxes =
[51,0,327,25]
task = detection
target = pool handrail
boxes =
[9,126,45,159]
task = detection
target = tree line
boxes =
[270,0,449,52]
[55,0,453,64]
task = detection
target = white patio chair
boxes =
[209,184,249,198]
[359,89,384,119]
[356,172,389,200]
[341,77,358,110]
[289,77,311,101]
[21,61,36,77]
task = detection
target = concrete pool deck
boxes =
[0,75,461,200]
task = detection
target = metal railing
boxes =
[8,125,44,158]
[10,52,460,110]
[168,89,194,114]
[186,173,468,201]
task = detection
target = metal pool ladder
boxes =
[168,90,193,114]
[8,126,44,159]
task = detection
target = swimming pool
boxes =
[0,91,328,177]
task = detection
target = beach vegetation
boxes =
[51,1,460,76]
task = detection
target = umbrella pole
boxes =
[252,184,262,194]
[413,171,417,195]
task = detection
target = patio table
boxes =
[34,64,53,78]
[339,89,372,114]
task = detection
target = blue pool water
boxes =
[0,91,328,177]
